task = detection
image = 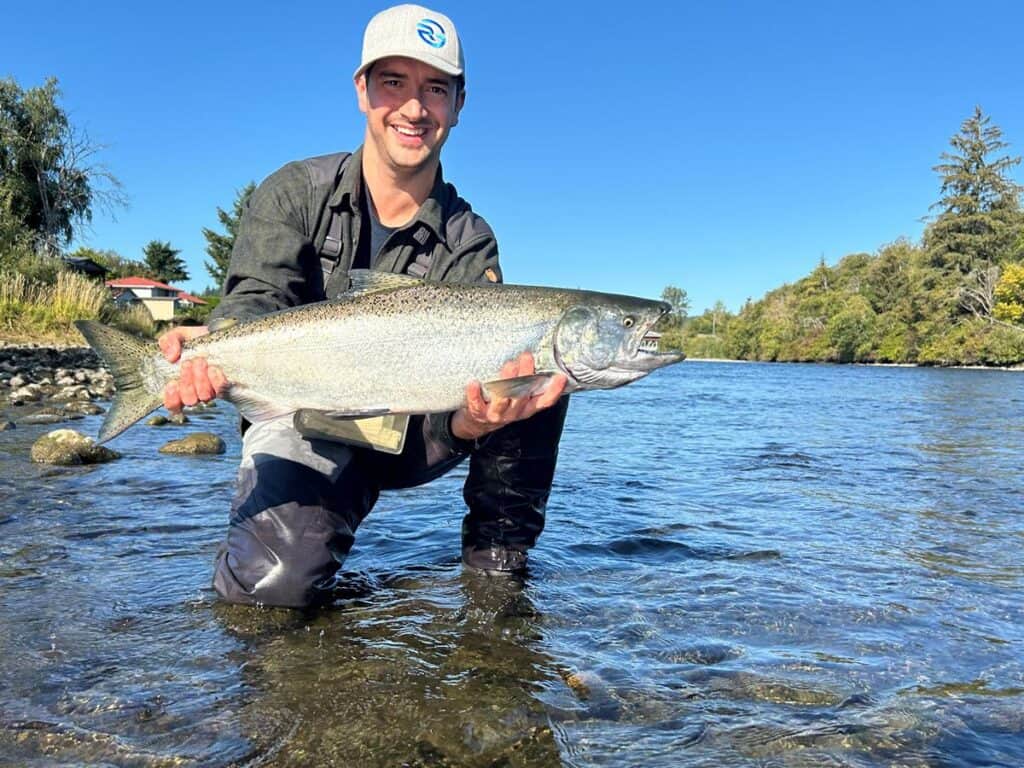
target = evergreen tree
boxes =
[202,182,255,290]
[924,106,1024,275]
[142,240,188,284]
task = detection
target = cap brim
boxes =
[353,50,464,81]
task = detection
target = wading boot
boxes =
[461,543,529,576]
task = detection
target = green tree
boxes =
[809,256,833,292]
[708,300,729,336]
[0,185,34,262]
[660,285,690,327]
[68,246,146,279]
[864,239,914,313]
[202,181,255,290]
[724,298,758,359]
[0,76,125,254]
[826,294,876,362]
[142,240,188,284]
[924,106,1024,275]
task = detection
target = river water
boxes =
[1,361,1022,767]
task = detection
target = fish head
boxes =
[553,295,685,389]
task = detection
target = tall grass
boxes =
[51,271,111,324]
[0,271,35,313]
[1,271,50,329]
[0,269,122,342]
[1,268,163,343]
[111,303,156,337]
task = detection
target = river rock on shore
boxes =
[31,429,121,465]
[158,433,225,455]
[1,345,114,425]
[1,344,223,440]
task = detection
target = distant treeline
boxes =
[660,107,1024,366]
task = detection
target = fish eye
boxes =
[622,316,635,328]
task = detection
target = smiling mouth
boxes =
[391,125,427,140]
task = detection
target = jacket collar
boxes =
[328,145,450,246]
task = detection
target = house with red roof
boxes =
[106,277,207,321]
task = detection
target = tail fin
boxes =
[75,321,166,444]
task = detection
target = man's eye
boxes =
[429,86,448,96]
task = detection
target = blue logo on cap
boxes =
[416,18,446,48]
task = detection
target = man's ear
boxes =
[451,88,465,127]
[355,73,369,115]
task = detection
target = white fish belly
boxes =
[194,310,552,414]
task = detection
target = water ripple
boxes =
[1,364,1023,765]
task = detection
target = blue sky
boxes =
[5,1,1023,313]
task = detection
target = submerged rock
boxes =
[158,432,225,455]
[168,412,189,426]
[19,411,68,426]
[147,415,169,426]
[0,420,14,431]
[65,401,105,416]
[563,671,593,699]
[31,429,121,465]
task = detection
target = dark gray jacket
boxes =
[211,146,502,323]
[210,147,567,512]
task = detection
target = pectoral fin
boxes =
[222,384,296,422]
[481,373,560,401]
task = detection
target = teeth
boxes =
[393,126,425,136]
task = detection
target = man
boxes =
[158,4,569,608]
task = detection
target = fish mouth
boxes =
[618,310,686,372]
[617,347,686,373]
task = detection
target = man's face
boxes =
[356,56,465,175]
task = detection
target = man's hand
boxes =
[157,326,228,412]
[451,352,567,442]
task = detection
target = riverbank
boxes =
[684,356,1024,371]
[0,344,113,428]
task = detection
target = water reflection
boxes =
[217,570,565,766]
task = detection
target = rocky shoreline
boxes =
[0,344,224,461]
[0,345,113,428]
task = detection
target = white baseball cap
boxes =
[354,4,465,81]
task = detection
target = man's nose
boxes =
[400,95,429,120]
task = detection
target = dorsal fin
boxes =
[345,269,424,297]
